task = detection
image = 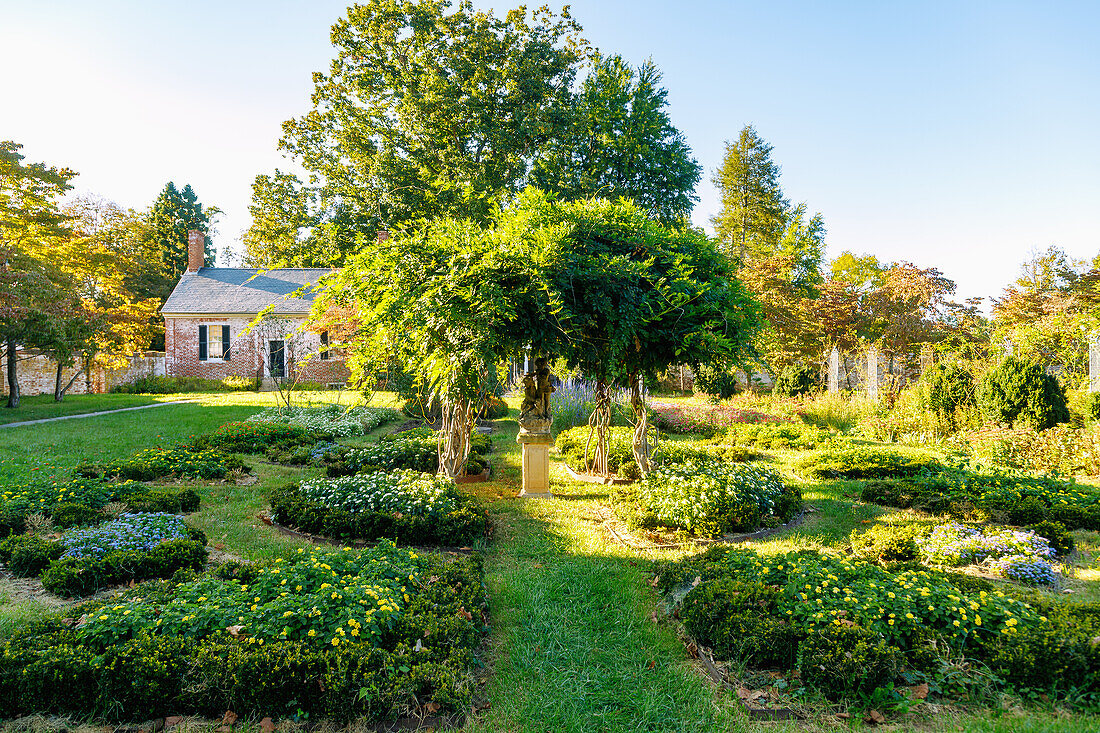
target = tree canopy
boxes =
[532,54,702,225]
[150,182,217,284]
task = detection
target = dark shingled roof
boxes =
[161,268,335,315]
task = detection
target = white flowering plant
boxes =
[249,404,398,439]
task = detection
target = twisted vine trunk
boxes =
[584,380,613,478]
[630,374,655,476]
[438,396,473,479]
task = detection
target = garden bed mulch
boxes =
[593,505,808,551]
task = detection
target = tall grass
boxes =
[798,392,879,433]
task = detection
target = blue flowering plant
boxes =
[919,522,1058,585]
[60,513,192,559]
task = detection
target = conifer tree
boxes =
[711,125,789,258]
[149,182,217,281]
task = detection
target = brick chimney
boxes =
[186,230,205,272]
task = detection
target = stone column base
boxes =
[516,419,553,498]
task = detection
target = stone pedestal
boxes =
[1090,338,1100,393]
[866,347,879,402]
[827,347,840,394]
[517,416,553,498]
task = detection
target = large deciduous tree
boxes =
[0,141,75,407]
[532,54,702,225]
[250,0,587,267]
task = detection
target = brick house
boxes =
[161,231,350,387]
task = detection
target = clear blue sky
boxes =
[3,0,1098,307]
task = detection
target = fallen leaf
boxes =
[259,718,275,733]
[164,717,184,729]
[216,727,232,733]
[226,625,246,637]
[221,710,238,726]
[214,542,226,551]
[736,686,753,701]
[864,709,886,724]
[457,607,473,621]
[685,642,699,659]
[648,575,660,587]
[650,610,660,624]
[836,712,851,720]
[691,575,702,588]
[647,660,657,670]
[909,682,929,700]
[425,701,441,714]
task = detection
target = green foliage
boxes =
[110,375,254,394]
[40,537,208,597]
[798,626,902,700]
[149,182,216,280]
[850,523,928,563]
[692,363,740,402]
[531,54,701,225]
[481,395,509,420]
[49,502,99,528]
[0,534,63,577]
[124,488,201,514]
[78,447,246,482]
[721,422,836,450]
[1085,392,1100,422]
[680,578,800,668]
[859,464,1100,530]
[631,461,798,536]
[1024,520,1074,556]
[0,546,487,721]
[977,356,1069,429]
[269,478,488,546]
[773,363,819,397]
[795,447,941,480]
[248,404,399,440]
[923,362,975,419]
[197,420,313,454]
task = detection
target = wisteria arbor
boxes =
[317,190,760,484]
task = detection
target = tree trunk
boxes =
[629,374,655,476]
[584,380,613,478]
[438,396,473,479]
[5,338,19,409]
[54,362,64,402]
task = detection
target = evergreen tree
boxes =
[532,54,702,225]
[149,182,217,281]
[711,125,789,258]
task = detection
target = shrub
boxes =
[556,426,636,475]
[111,376,252,394]
[0,534,63,577]
[248,404,399,439]
[978,356,1069,430]
[948,424,1099,476]
[198,421,313,453]
[795,447,941,480]
[60,513,194,559]
[923,363,975,426]
[773,363,819,397]
[41,537,208,597]
[651,403,791,435]
[1085,392,1100,422]
[270,473,488,546]
[633,461,796,537]
[1024,520,1074,556]
[721,422,836,450]
[850,523,928,563]
[680,578,800,668]
[693,363,740,402]
[0,546,487,722]
[798,626,902,700]
[50,502,99,528]
[480,395,509,420]
[124,488,201,514]
[81,448,247,482]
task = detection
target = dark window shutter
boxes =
[320,331,330,360]
[222,325,231,360]
[198,325,207,361]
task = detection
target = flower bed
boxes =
[650,402,792,435]
[795,446,942,480]
[721,422,839,450]
[270,470,489,545]
[0,479,200,538]
[77,448,247,482]
[325,428,491,477]
[919,523,1057,585]
[0,514,207,597]
[660,546,1100,701]
[247,404,399,439]
[197,421,314,454]
[859,465,1100,530]
[615,461,800,537]
[948,425,1099,476]
[0,544,486,722]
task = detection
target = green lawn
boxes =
[0,392,180,425]
[1,392,1099,731]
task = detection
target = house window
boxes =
[199,324,231,361]
[320,331,330,360]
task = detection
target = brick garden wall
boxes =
[0,351,166,396]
